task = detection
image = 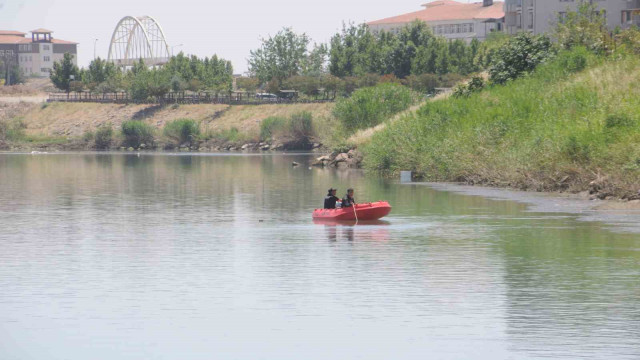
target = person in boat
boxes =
[342,188,356,208]
[324,188,340,209]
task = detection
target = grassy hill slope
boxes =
[364,51,640,198]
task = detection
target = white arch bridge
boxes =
[107,16,171,68]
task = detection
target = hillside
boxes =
[363,51,640,198]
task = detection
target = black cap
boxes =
[328,188,336,192]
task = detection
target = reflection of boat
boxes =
[313,219,391,226]
[312,201,392,221]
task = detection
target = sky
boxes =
[0,0,473,73]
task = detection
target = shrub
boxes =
[404,74,439,94]
[288,111,313,139]
[557,47,589,73]
[94,124,113,149]
[163,118,200,146]
[260,116,286,139]
[333,83,418,133]
[82,130,94,143]
[260,112,314,140]
[121,120,155,148]
[554,1,610,54]
[489,32,555,84]
[453,76,485,98]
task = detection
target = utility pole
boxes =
[171,44,183,57]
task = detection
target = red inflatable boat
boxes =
[312,201,392,221]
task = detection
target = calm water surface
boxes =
[0,152,639,359]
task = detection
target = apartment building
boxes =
[504,0,636,35]
[367,0,505,42]
[0,29,78,77]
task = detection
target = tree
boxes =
[554,1,610,53]
[329,23,377,77]
[1,59,25,85]
[248,28,310,84]
[50,53,81,93]
[236,77,259,92]
[301,43,328,76]
[84,57,118,90]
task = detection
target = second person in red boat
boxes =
[341,188,356,208]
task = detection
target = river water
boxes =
[1,152,639,360]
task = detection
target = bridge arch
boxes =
[107,16,170,68]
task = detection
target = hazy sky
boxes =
[0,0,473,73]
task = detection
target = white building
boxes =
[367,0,505,42]
[504,0,638,35]
[0,29,78,78]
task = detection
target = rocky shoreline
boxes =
[311,149,364,169]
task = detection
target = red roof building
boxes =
[0,28,78,77]
[367,0,505,41]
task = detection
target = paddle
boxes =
[352,202,358,224]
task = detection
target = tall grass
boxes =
[163,118,200,146]
[0,118,26,141]
[94,124,113,149]
[259,111,314,141]
[333,83,419,133]
[364,48,640,196]
[121,120,155,148]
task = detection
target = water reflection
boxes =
[0,152,639,360]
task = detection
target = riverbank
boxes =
[0,101,336,151]
[414,182,640,234]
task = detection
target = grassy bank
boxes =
[0,101,335,150]
[363,50,640,198]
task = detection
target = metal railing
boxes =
[47,92,335,105]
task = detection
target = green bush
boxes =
[489,32,555,85]
[260,112,314,140]
[121,120,155,148]
[333,83,418,133]
[94,124,113,149]
[288,111,313,139]
[260,116,286,139]
[558,47,589,73]
[163,118,200,146]
[82,130,94,143]
[453,76,485,98]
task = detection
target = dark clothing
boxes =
[341,195,355,208]
[324,195,340,209]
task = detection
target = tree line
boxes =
[242,21,506,95]
[50,52,233,101]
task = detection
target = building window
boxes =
[558,12,567,23]
[43,45,50,51]
[43,56,50,62]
